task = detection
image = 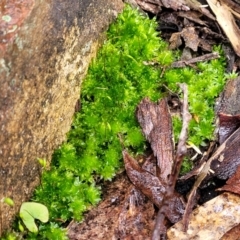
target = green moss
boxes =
[6,4,227,239]
[164,45,226,146]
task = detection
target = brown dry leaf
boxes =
[206,0,240,56]
[115,187,155,240]
[134,0,190,14]
[221,223,240,240]
[169,32,183,50]
[181,27,200,52]
[167,193,240,240]
[137,98,173,182]
[218,165,240,195]
[218,113,240,144]
[199,38,212,52]
[122,150,185,224]
[122,150,165,208]
[161,0,190,11]
[218,77,240,116]
[178,10,207,26]
[135,0,162,14]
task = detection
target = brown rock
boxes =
[0,0,123,235]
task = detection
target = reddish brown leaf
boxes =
[122,150,165,208]
[218,165,240,195]
[218,113,240,144]
[221,223,240,240]
[122,150,185,224]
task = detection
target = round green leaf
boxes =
[20,202,49,233]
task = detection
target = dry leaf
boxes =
[206,0,240,56]
[218,165,240,194]
[137,98,173,182]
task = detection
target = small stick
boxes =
[170,83,192,189]
[171,52,220,68]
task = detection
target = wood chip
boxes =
[167,193,240,240]
[206,0,240,56]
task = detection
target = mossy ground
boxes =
[2,4,228,240]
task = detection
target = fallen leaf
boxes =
[218,113,240,144]
[218,165,240,194]
[206,0,240,56]
[122,150,165,208]
[181,27,200,52]
[136,98,173,182]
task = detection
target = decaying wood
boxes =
[167,193,240,240]
[137,98,174,182]
[206,0,240,56]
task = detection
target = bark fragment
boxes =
[168,193,240,240]
[136,98,173,182]
[206,0,240,56]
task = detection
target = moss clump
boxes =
[6,4,227,239]
[164,46,226,147]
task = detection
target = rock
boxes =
[167,193,240,240]
[0,0,123,235]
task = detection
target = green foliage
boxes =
[3,197,14,207]
[1,232,19,240]
[19,202,49,233]
[180,157,193,175]
[164,45,226,146]
[224,71,238,80]
[25,223,68,240]
[7,4,227,239]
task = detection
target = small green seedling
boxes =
[3,197,14,207]
[38,158,47,168]
[19,202,49,233]
[18,221,24,232]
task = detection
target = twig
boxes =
[170,83,192,189]
[182,126,240,230]
[151,83,191,240]
[171,52,220,68]
[151,211,166,240]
